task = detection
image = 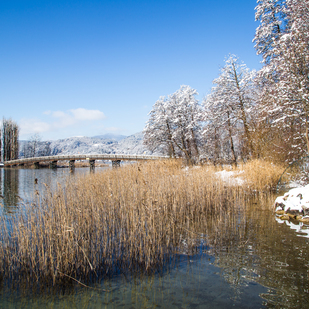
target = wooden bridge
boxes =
[3,154,169,169]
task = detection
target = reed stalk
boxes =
[0,159,284,288]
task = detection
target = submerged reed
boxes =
[0,159,283,287]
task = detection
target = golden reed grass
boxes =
[239,159,285,192]
[0,159,284,287]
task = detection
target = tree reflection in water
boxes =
[1,168,19,213]
[206,195,309,308]
[0,168,308,308]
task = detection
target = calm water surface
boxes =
[0,167,308,308]
[0,167,108,214]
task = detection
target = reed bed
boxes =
[239,159,285,192]
[0,159,282,288]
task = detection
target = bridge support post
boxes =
[49,161,57,169]
[89,159,95,172]
[34,162,40,169]
[69,160,75,171]
[112,160,121,168]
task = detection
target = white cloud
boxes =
[70,108,105,121]
[19,108,106,139]
[20,119,51,135]
[52,111,67,118]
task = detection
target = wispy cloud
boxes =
[19,119,52,136]
[70,108,105,121]
[19,108,106,139]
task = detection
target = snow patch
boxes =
[274,184,309,213]
[275,184,309,237]
[215,170,244,186]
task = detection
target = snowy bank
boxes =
[274,184,309,222]
[215,170,244,186]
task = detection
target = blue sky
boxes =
[0,0,261,140]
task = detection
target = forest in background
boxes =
[144,0,309,165]
[1,1,308,166]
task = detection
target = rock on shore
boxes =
[274,184,309,222]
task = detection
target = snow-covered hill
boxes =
[19,132,162,157]
[92,133,127,141]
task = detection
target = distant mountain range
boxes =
[19,132,163,157]
[92,133,127,141]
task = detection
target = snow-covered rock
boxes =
[274,184,309,220]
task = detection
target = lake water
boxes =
[0,167,309,308]
[0,166,109,214]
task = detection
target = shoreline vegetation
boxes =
[0,159,285,289]
[2,160,110,169]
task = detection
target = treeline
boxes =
[21,133,52,158]
[0,118,19,162]
[144,0,308,164]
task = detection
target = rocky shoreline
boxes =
[275,184,309,222]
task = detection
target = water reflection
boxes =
[1,170,309,308]
[277,217,309,238]
[0,167,109,215]
[207,198,309,308]
[0,168,19,213]
[0,254,267,309]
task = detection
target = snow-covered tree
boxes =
[23,133,42,158]
[143,85,203,164]
[1,118,19,161]
[203,55,258,163]
[143,96,177,158]
[203,97,236,164]
[255,0,309,161]
[253,0,288,64]
[275,0,309,155]
[169,85,202,163]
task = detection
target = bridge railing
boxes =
[3,154,169,166]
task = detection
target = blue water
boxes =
[0,167,108,214]
[0,253,267,309]
[0,167,309,308]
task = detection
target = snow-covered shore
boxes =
[274,184,309,222]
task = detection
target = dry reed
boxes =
[0,159,282,288]
[239,159,285,192]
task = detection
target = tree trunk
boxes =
[227,111,237,166]
[232,61,253,157]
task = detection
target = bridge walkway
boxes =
[3,154,169,169]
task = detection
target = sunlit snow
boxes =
[215,170,244,186]
[275,184,309,238]
[275,184,309,213]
